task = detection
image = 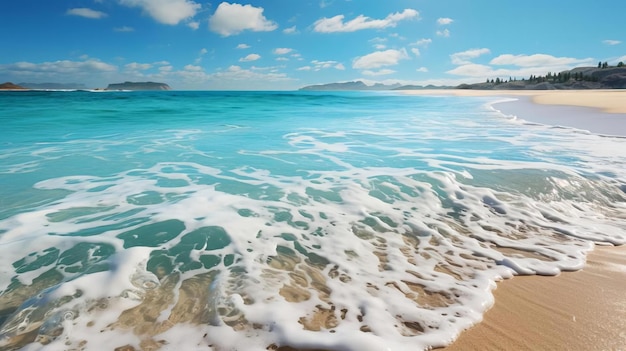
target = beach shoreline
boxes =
[403,89,626,137]
[400,89,626,350]
[441,245,626,351]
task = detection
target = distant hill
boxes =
[19,82,87,90]
[106,81,171,91]
[392,84,453,90]
[0,82,27,90]
[457,66,626,90]
[299,81,402,91]
[299,80,453,91]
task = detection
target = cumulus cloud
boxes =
[67,8,107,19]
[273,48,293,55]
[209,2,277,36]
[447,54,596,79]
[446,63,497,77]
[450,48,491,65]
[236,44,251,49]
[352,49,409,70]
[1,59,117,75]
[239,54,261,62]
[300,60,345,71]
[125,62,152,70]
[0,59,118,85]
[602,39,621,46]
[283,26,298,34]
[411,48,420,57]
[416,67,428,72]
[436,29,450,37]
[313,9,419,33]
[362,69,396,76]
[212,65,290,83]
[119,0,200,25]
[490,54,592,67]
[413,38,432,47]
[187,21,199,30]
[184,64,203,71]
[437,17,453,25]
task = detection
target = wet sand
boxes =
[442,245,626,351]
[401,89,626,350]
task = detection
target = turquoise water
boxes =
[1,91,625,350]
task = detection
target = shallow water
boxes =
[1,91,625,350]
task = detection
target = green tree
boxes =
[618,61,624,67]
[598,61,602,68]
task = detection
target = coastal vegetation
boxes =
[458,64,626,90]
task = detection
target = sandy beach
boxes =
[402,89,626,350]
[402,89,626,114]
[442,245,626,351]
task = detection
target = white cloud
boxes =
[188,21,199,30]
[213,65,290,82]
[199,48,208,55]
[302,60,346,71]
[436,29,450,37]
[276,57,289,62]
[413,38,432,47]
[313,9,419,33]
[159,65,173,72]
[239,53,261,62]
[447,53,596,79]
[416,67,428,72]
[490,54,591,67]
[446,63,496,77]
[603,39,621,46]
[67,8,107,19]
[154,61,170,65]
[274,48,293,55]
[352,49,409,69]
[283,26,298,34]
[209,2,277,36]
[114,26,134,32]
[362,69,396,76]
[236,44,251,49]
[119,0,200,25]
[125,62,152,70]
[0,59,118,84]
[437,17,453,25]
[411,48,420,57]
[184,64,203,71]
[450,48,491,65]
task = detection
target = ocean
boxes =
[1,90,625,351]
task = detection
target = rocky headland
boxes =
[0,82,27,90]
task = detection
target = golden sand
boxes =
[402,89,626,114]
[442,245,626,350]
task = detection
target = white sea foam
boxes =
[1,92,625,350]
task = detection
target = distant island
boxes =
[0,82,27,90]
[299,63,626,91]
[105,81,171,91]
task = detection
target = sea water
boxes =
[0,90,624,351]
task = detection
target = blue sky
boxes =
[1,0,624,90]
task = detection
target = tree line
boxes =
[485,61,624,85]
